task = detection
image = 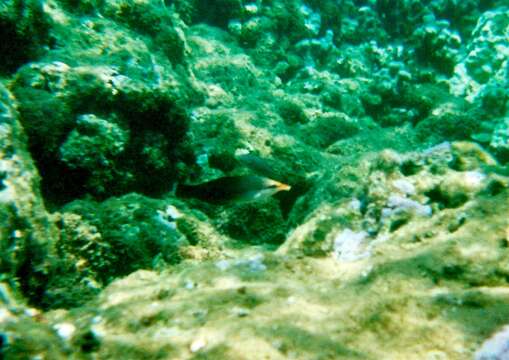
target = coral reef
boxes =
[450,6,509,101]
[1,0,509,359]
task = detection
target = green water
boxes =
[1,0,508,359]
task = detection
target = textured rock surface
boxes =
[6,184,507,359]
[1,0,509,358]
[0,0,50,73]
[9,4,198,202]
[0,83,57,303]
[450,7,509,101]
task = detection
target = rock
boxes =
[0,83,57,304]
[450,7,509,101]
[411,18,462,75]
[61,194,185,279]
[489,118,509,162]
[0,0,50,73]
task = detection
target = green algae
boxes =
[260,323,366,359]
[1,0,509,358]
[434,290,509,339]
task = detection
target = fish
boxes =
[176,175,291,204]
[235,153,281,180]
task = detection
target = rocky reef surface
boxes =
[1,0,509,359]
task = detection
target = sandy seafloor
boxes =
[1,0,509,359]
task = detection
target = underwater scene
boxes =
[1,0,509,358]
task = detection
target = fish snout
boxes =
[265,179,291,192]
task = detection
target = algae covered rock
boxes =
[0,84,57,303]
[45,212,111,308]
[217,197,287,246]
[280,141,501,258]
[0,0,51,73]
[7,0,202,201]
[1,304,69,359]
[415,101,481,143]
[61,194,185,280]
[28,185,509,359]
[59,114,127,169]
[11,59,193,201]
[37,193,226,309]
[489,117,509,162]
[410,17,462,75]
[188,25,265,99]
[300,112,361,149]
[175,0,243,29]
[3,0,509,358]
[450,6,509,101]
[10,86,73,156]
[59,114,129,194]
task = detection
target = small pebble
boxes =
[190,338,207,353]
[24,308,40,318]
[232,307,250,317]
[54,322,76,341]
[0,308,12,323]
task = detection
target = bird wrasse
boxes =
[176,175,291,204]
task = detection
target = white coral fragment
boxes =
[333,229,369,262]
